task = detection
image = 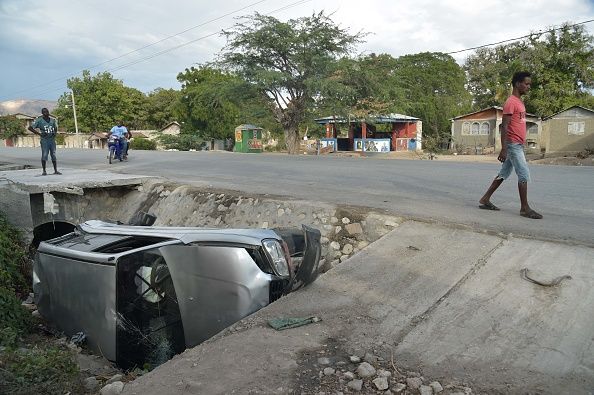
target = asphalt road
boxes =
[1,147,593,246]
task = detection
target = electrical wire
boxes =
[1,0,270,99]
[3,0,313,101]
[446,18,594,55]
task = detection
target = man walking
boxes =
[28,108,61,175]
[479,71,542,219]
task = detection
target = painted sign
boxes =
[248,139,262,149]
[320,138,337,151]
[235,130,242,142]
[354,138,391,152]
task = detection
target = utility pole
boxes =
[71,90,79,135]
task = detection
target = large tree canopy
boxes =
[393,52,472,138]
[54,71,148,132]
[0,115,24,140]
[465,23,594,116]
[219,11,363,153]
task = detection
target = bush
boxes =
[0,347,80,395]
[0,289,31,347]
[158,134,204,151]
[130,137,157,150]
[0,213,29,296]
[55,133,66,145]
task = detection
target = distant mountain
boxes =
[0,99,57,116]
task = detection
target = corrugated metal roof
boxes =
[235,124,262,130]
[314,113,420,124]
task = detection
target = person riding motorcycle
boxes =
[107,121,128,161]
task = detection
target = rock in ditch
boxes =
[430,381,443,393]
[393,383,407,393]
[106,373,123,384]
[420,385,433,395]
[317,357,332,365]
[347,379,363,391]
[349,355,361,363]
[356,362,376,378]
[84,377,100,392]
[323,367,335,376]
[406,377,423,390]
[342,244,354,254]
[330,241,341,250]
[100,381,124,395]
[345,223,363,235]
[343,371,356,380]
[373,377,389,391]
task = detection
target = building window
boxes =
[462,122,470,135]
[568,121,585,135]
[480,122,490,135]
[528,124,538,134]
[471,122,480,135]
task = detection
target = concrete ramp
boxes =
[123,221,593,394]
[395,237,594,394]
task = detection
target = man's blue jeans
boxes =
[497,143,530,183]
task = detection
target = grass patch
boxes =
[0,211,82,394]
[0,346,81,395]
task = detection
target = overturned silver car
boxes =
[34,220,321,368]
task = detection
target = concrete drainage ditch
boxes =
[2,171,406,387]
[30,179,405,274]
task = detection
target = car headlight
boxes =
[262,239,290,277]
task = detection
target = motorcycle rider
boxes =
[107,120,127,161]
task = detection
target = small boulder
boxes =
[345,223,363,235]
[84,377,100,392]
[420,385,433,395]
[100,381,124,395]
[430,381,443,393]
[406,377,423,390]
[373,377,389,391]
[356,362,376,378]
[347,379,363,392]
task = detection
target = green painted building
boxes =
[234,124,263,153]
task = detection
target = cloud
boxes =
[1,0,592,100]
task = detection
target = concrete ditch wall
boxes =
[43,179,405,272]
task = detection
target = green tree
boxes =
[219,12,363,154]
[53,70,148,133]
[145,88,181,129]
[176,66,243,139]
[526,23,594,116]
[0,115,25,140]
[393,52,472,138]
[464,23,594,116]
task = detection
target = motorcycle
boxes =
[107,135,122,164]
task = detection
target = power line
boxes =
[13,0,313,100]
[2,0,270,99]
[446,18,594,55]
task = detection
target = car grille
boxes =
[269,279,287,303]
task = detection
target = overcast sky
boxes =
[1,0,593,101]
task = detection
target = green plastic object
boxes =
[268,316,321,331]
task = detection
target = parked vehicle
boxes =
[33,220,321,368]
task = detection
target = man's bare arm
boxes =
[498,114,511,162]
[27,125,40,136]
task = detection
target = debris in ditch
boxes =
[268,316,321,331]
[407,245,421,251]
[520,268,572,287]
[70,331,87,346]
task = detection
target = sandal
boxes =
[520,209,543,219]
[479,202,500,211]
